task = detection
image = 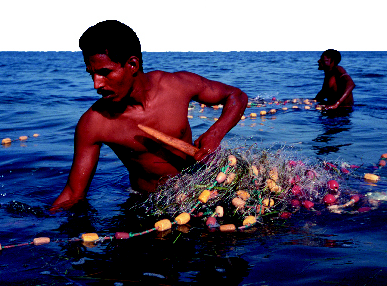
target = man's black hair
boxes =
[79,20,143,71]
[322,49,341,66]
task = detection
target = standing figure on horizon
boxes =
[51,20,248,211]
[315,49,355,110]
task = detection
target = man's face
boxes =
[85,54,134,102]
[318,55,333,71]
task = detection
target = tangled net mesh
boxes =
[143,143,350,226]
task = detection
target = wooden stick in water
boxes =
[138,124,199,157]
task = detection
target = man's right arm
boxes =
[315,78,327,103]
[50,113,101,212]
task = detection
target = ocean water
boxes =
[1,51,387,285]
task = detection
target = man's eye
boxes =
[87,69,111,78]
[99,69,111,76]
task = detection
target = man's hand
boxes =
[193,131,222,161]
[322,104,338,111]
[49,196,84,213]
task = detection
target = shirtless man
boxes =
[51,20,248,210]
[315,49,355,110]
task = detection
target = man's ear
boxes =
[126,56,140,74]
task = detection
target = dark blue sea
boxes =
[1,51,387,285]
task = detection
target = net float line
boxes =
[0,98,319,146]
[192,97,318,110]
[1,134,40,146]
[0,181,377,252]
[0,184,258,251]
[188,98,323,122]
[0,98,317,147]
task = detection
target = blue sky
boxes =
[2,0,385,51]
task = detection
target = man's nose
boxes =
[93,74,105,89]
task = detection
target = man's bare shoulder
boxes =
[146,70,206,101]
[147,70,203,85]
[76,103,106,132]
[335,66,349,76]
[76,100,119,136]
[81,103,103,120]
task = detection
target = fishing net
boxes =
[143,143,352,226]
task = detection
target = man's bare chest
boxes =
[100,102,191,153]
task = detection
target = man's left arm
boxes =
[186,74,248,161]
[324,71,355,110]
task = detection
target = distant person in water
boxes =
[315,49,355,110]
[51,20,248,211]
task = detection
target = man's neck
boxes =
[126,72,151,108]
[324,65,336,75]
